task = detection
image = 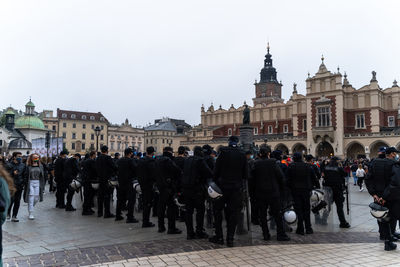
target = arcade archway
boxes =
[345,142,365,160]
[292,143,307,154]
[370,140,389,158]
[316,141,334,158]
[274,143,289,155]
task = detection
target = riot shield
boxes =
[236,180,252,244]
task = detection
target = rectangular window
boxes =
[268,125,273,134]
[72,133,76,139]
[71,142,75,150]
[82,124,86,129]
[101,125,104,130]
[62,132,66,138]
[91,125,94,129]
[388,116,395,127]
[283,124,288,133]
[63,122,67,128]
[82,143,86,150]
[254,127,259,135]
[355,114,365,129]
[303,119,307,131]
[90,143,94,150]
[100,135,104,141]
[91,134,94,140]
[52,125,56,131]
[82,133,86,140]
[111,142,114,150]
[317,107,331,127]
[117,142,121,150]
[73,123,76,128]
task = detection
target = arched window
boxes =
[228,128,232,136]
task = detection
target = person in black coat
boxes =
[54,151,68,209]
[155,146,182,234]
[137,146,157,228]
[174,146,187,222]
[287,152,319,235]
[209,136,248,247]
[81,151,97,215]
[369,147,400,250]
[323,157,350,228]
[6,152,26,222]
[251,145,290,241]
[116,148,139,223]
[182,146,213,239]
[95,145,117,218]
[63,153,81,211]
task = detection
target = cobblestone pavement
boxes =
[91,243,400,267]
[2,184,390,266]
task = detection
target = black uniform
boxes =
[63,157,80,209]
[137,156,157,227]
[213,146,248,243]
[95,153,117,217]
[7,160,26,218]
[116,156,137,221]
[81,158,97,214]
[287,161,319,234]
[155,153,182,232]
[247,158,258,225]
[54,156,67,208]
[251,157,287,239]
[366,156,396,239]
[323,162,349,226]
[47,160,56,192]
[174,156,186,221]
[181,155,213,238]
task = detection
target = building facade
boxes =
[182,46,400,159]
[56,109,109,154]
[108,119,145,155]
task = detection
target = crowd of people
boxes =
[1,136,400,254]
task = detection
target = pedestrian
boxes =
[155,146,182,234]
[6,152,25,222]
[55,151,68,209]
[209,136,248,247]
[81,151,97,215]
[322,157,351,228]
[251,145,290,241]
[174,146,187,222]
[116,148,139,223]
[63,153,81,211]
[137,146,156,228]
[287,152,319,235]
[350,162,358,186]
[47,157,56,193]
[23,154,46,220]
[1,162,16,266]
[356,164,366,192]
[95,146,117,218]
[181,146,212,239]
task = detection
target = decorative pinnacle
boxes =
[267,42,270,53]
[321,54,324,63]
[307,72,310,78]
[344,72,347,79]
[394,79,398,87]
[337,66,340,73]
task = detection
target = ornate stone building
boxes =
[182,46,400,159]
[108,119,144,155]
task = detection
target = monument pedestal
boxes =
[239,125,254,152]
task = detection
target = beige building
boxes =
[108,119,145,155]
[41,110,58,137]
[56,109,109,154]
[181,47,400,159]
[144,118,191,154]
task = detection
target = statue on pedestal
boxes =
[243,104,250,125]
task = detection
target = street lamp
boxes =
[94,126,101,152]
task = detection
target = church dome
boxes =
[15,116,45,130]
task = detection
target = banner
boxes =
[32,137,63,157]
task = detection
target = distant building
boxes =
[56,109,109,154]
[108,119,144,155]
[144,117,191,154]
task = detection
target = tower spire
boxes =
[267,42,270,54]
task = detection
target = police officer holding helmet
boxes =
[251,145,290,241]
[209,136,248,247]
[322,156,350,228]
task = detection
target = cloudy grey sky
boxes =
[1,0,399,126]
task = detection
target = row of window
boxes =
[110,142,142,150]
[65,142,103,151]
[61,113,105,121]
[110,135,142,141]
[146,131,174,136]
[62,123,104,130]
[145,139,173,145]
[62,132,104,140]
[227,124,290,136]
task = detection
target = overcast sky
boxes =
[1,0,399,127]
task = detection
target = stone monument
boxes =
[239,103,254,152]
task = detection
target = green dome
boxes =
[15,115,45,130]
[26,101,35,107]
[5,108,15,115]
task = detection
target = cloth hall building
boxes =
[181,46,400,159]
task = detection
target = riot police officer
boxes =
[81,151,97,215]
[287,152,319,235]
[366,147,399,251]
[322,157,351,228]
[63,153,81,211]
[137,146,156,228]
[54,151,68,209]
[209,136,248,247]
[155,146,182,234]
[181,146,212,239]
[251,145,290,241]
